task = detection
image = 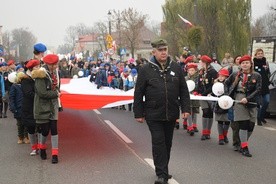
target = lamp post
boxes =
[108,10,112,35]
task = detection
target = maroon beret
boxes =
[200,55,212,63]
[184,56,194,64]
[26,59,40,69]
[239,55,251,64]
[186,62,198,70]
[43,54,59,65]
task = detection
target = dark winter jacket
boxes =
[225,71,262,108]
[253,57,270,95]
[32,67,59,120]
[195,65,218,96]
[133,56,191,121]
[18,73,36,125]
[9,83,23,119]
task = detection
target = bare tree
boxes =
[64,23,94,50]
[11,28,37,61]
[112,8,148,58]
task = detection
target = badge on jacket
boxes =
[170,71,175,76]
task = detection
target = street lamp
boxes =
[107,10,112,35]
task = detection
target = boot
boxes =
[17,137,24,144]
[193,127,199,132]
[52,155,58,164]
[40,149,47,160]
[175,122,179,129]
[241,147,252,157]
[3,112,7,118]
[257,119,262,126]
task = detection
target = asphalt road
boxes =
[0,108,275,184]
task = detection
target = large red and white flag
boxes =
[178,14,193,27]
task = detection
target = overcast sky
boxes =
[1,0,275,48]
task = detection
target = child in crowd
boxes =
[185,63,200,135]
[213,69,231,145]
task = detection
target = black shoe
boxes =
[233,145,240,151]
[219,139,225,145]
[183,125,187,130]
[52,155,58,164]
[154,177,168,184]
[3,113,7,118]
[193,127,199,132]
[201,135,206,140]
[175,123,179,129]
[205,135,210,139]
[40,149,47,160]
[261,119,267,124]
[189,130,195,136]
[257,119,263,126]
[224,136,229,144]
[168,175,172,179]
[241,147,252,157]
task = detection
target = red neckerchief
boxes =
[51,73,57,90]
[242,71,249,87]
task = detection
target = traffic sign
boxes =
[107,42,112,49]
[106,34,113,42]
[108,49,114,55]
[120,48,126,56]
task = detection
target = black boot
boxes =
[201,135,206,140]
[241,147,252,157]
[257,119,262,126]
[189,129,195,136]
[154,177,168,184]
[40,149,47,160]
[52,155,58,164]
[175,122,179,129]
[193,127,199,132]
[219,139,225,145]
[224,136,229,144]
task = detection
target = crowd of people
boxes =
[0,38,271,183]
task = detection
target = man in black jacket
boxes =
[134,38,191,184]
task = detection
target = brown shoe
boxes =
[23,137,30,144]
[17,137,24,144]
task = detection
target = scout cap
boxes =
[151,38,168,49]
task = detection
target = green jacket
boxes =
[32,67,59,121]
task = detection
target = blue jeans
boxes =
[257,93,270,120]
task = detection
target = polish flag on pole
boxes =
[178,14,193,27]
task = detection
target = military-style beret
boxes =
[239,55,251,64]
[7,60,15,66]
[186,63,198,70]
[34,43,47,53]
[43,54,59,65]
[151,38,168,49]
[184,56,194,64]
[200,55,212,63]
[26,59,40,69]
[15,64,24,71]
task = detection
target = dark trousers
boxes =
[147,120,175,180]
[231,121,240,146]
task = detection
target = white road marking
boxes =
[104,120,133,143]
[93,110,101,114]
[144,158,180,184]
[264,127,276,131]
